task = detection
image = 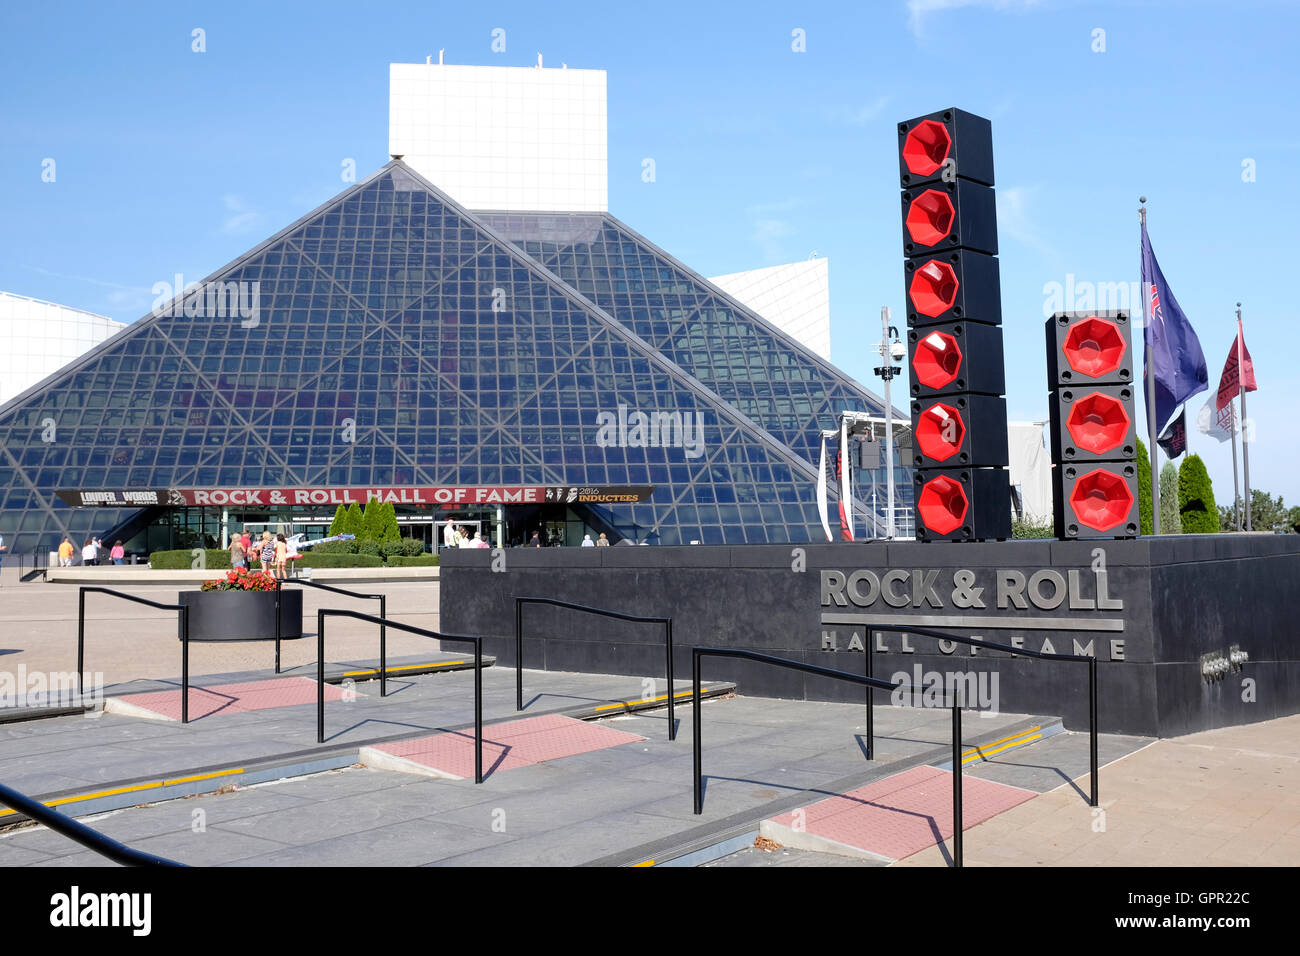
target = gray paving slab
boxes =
[230,818,504,867]
[961,729,1154,793]
[0,667,728,799]
[705,845,882,867]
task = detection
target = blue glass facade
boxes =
[0,162,901,553]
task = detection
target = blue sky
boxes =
[2,0,1296,506]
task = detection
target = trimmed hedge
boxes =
[1179,453,1219,534]
[150,549,233,570]
[291,553,384,568]
[385,555,440,567]
[401,537,424,556]
[1136,439,1153,536]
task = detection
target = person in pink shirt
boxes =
[110,540,126,565]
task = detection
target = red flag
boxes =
[1216,320,1257,410]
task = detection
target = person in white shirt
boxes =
[81,540,97,566]
[581,534,595,547]
[442,519,457,550]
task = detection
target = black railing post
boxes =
[514,598,523,712]
[865,631,874,760]
[316,609,325,744]
[181,605,190,725]
[952,688,963,868]
[274,580,282,675]
[474,639,483,784]
[1089,656,1099,807]
[666,618,676,741]
[692,648,702,815]
[77,587,86,700]
[379,594,388,698]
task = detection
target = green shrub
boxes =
[1178,453,1219,533]
[313,539,358,554]
[379,540,406,559]
[1136,438,1153,536]
[356,540,381,557]
[149,549,233,570]
[343,502,364,538]
[400,537,424,556]
[291,553,384,568]
[1159,462,1182,534]
[327,504,347,537]
[381,502,402,543]
[1011,519,1054,539]
[386,555,440,567]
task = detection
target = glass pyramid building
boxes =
[0,161,902,553]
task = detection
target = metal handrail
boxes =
[689,646,968,867]
[276,579,386,690]
[316,609,485,783]
[515,597,677,739]
[863,622,1099,807]
[78,586,193,722]
[0,781,185,867]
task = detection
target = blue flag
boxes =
[1141,223,1208,437]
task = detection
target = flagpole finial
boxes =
[1139,196,1146,204]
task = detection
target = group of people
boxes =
[228,530,294,578]
[442,519,489,550]
[57,536,126,566]
[527,531,611,547]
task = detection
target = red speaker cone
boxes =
[908,259,960,317]
[917,474,969,534]
[900,120,953,179]
[904,189,956,248]
[912,330,963,391]
[1069,469,1136,531]
[914,402,966,462]
[1064,316,1128,379]
[1066,391,1133,456]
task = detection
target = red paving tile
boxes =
[767,764,1035,860]
[367,713,646,779]
[112,677,352,721]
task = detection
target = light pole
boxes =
[874,306,905,539]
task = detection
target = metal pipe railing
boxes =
[316,609,485,783]
[862,622,1099,806]
[276,578,386,690]
[515,597,677,739]
[77,587,192,722]
[689,646,968,867]
[0,781,185,867]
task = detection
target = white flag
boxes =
[1195,395,1236,443]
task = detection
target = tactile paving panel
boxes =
[366,713,646,779]
[108,677,353,721]
[766,764,1035,860]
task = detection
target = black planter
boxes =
[177,589,304,642]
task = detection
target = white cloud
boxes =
[906,0,1044,38]
[996,184,1055,256]
[221,194,260,234]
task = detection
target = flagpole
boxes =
[1229,397,1241,531]
[1141,198,1161,535]
[1237,302,1252,530]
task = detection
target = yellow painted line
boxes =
[1,767,248,819]
[342,661,467,677]
[163,768,244,786]
[633,859,655,867]
[962,733,1044,765]
[592,688,701,712]
[960,725,1040,759]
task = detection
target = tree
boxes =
[342,502,365,538]
[1136,438,1153,536]
[1177,454,1218,533]
[327,504,347,537]
[360,498,385,541]
[380,501,402,542]
[1220,490,1300,533]
[1158,462,1182,534]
